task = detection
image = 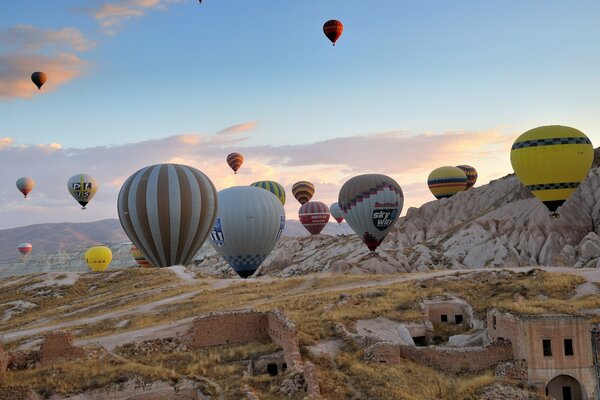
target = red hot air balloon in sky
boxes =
[18,243,32,255]
[299,201,330,235]
[31,72,47,90]
[323,20,343,46]
[226,152,244,174]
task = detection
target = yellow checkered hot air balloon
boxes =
[510,125,593,218]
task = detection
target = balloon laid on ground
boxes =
[456,165,478,190]
[510,125,593,216]
[131,244,153,268]
[323,20,343,46]
[85,246,112,272]
[118,163,218,268]
[292,181,315,204]
[427,167,467,199]
[18,243,32,255]
[329,202,344,224]
[208,186,285,278]
[16,177,35,198]
[339,174,403,252]
[299,201,330,235]
[226,152,244,174]
[31,72,47,90]
[250,181,286,205]
[68,174,98,209]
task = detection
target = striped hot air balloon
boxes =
[339,174,403,252]
[16,177,35,198]
[323,20,343,46]
[292,181,315,205]
[510,125,593,217]
[18,243,32,255]
[329,202,344,224]
[117,163,218,268]
[226,152,244,174]
[209,186,285,278]
[456,165,478,190]
[250,180,286,205]
[131,245,153,268]
[299,201,330,235]
[427,167,468,199]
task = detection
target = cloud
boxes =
[0,25,95,52]
[84,0,181,33]
[217,121,258,135]
[0,25,93,100]
[0,127,515,230]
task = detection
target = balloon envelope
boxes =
[68,174,98,209]
[339,174,403,252]
[329,202,344,224]
[31,71,47,90]
[510,125,593,213]
[208,186,285,278]
[427,167,467,199]
[131,245,153,268]
[16,177,35,198]
[250,181,286,205]
[456,165,478,190]
[226,152,244,174]
[323,20,343,45]
[299,201,330,235]
[18,243,32,254]
[118,163,218,268]
[292,181,315,205]
[85,246,112,272]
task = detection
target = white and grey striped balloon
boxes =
[117,163,218,268]
[208,186,285,278]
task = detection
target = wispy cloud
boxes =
[217,121,258,135]
[0,127,515,229]
[83,0,181,34]
[0,25,93,100]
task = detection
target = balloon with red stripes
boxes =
[299,201,330,235]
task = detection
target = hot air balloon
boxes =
[510,125,593,217]
[330,202,344,224]
[68,174,98,209]
[456,165,478,190]
[250,181,286,205]
[292,181,315,204]
[226,152,244,174]
[16,177,35,198]
[427,167,468,199]
[299,201,330,235]
[85,246,112,272]
[31,72,47,90]
[118,163,218,268]
[208,186,285,278]
[339,174,403,252]
[18,243,32,255]
[323,20,343,46]
[131,245,153,268]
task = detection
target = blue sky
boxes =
[0,1,600,228]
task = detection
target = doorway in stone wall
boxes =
[546,375,585,400]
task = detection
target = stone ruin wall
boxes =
[267,310,302,369]
[185,310,269,348]
[365,339,514,373]
[0,344,8,373]
[39,330,85,365]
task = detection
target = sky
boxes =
[1,0,600,229]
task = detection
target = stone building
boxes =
[422,296,476,327]
[487,309,598,400]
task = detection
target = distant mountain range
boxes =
[0,218,352,262]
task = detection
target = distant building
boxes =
[487,309,598,400]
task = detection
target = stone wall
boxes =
[364,340,513,373]
[39,330,85,365]
[267,310,302,369]
[185,310,269,348]
[495,360,528,382]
